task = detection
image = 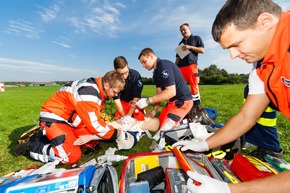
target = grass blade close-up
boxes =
[0,84,289,177]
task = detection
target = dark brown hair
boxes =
[113,56,128,70]
[212,0,281,42]
[138,48,155,59]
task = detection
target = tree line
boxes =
[4,64,249,86]
[142,64,249,85]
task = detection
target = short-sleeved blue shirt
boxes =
[153,58,192,102]
[113,68,143,102]
[176,35,204,67]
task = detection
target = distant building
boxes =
[13,84,26,87]
[29,82,60,87]
[0,82,4,92]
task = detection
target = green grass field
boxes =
[0,85,289,177]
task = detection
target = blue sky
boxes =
[0,0,289,82]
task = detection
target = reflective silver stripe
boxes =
[40,112,74,127]
[72,115,82,127]
[88,111,110,137]
[60,79,102,106]
[29,144,51,163]
[76,94,102,105]
[192,93,200,101]
[40,111,67,122]
[55,144,69,163]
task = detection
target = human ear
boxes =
[257,12,277,30]
[104,82,110,90]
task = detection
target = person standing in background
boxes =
[175,23,204,110]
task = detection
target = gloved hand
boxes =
[150,110,156,118]
[187,171,231,193]
[116,131,138,151]
[121,115,134,126]
[136,98,150,109]
[172,140,209,152]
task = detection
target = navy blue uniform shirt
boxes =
[113,68,143,102]
[176,35,204,67]
[153,58,192,102]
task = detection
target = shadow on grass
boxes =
[8,124,37,156]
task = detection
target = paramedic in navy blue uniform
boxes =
[113,56,145,123]
[175,23,204,107]
[136,48,193,131]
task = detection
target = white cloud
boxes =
[51,41,71,48]
[66,2,124,37]
[38,4,60,22]
[0,57,92,74]
[5,20,42,39]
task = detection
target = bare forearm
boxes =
[206,113,255,149]
[127,98,139,116]
[189,45,204,53]
[175,57,180,65]
[229,171,290,193]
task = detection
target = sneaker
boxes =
[14,130,42,156]
[249,147,283,161]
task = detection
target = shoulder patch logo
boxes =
[281,77,290,87]
[162,70,169,78]
[138,79,143,87]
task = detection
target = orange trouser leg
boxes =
[179,64,200,95]
[44,122,81,164]
[114,101,145,120]
[158,100,193,128]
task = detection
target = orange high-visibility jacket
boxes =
[40,77,117,140]
[256,11,290,119]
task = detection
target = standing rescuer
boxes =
[175,23,205,109]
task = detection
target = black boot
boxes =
[14,130,42,156]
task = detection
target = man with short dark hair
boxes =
[113,56,145,123]
[137,48,193,147]
[175,23,204,108]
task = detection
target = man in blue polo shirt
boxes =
[113,56,145,124]
[175,23,204,108]
[136,48,193,142]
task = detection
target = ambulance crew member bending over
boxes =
[15,71,135,164]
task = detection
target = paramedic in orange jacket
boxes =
[30,71,125,164]
[173,1,290,193]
